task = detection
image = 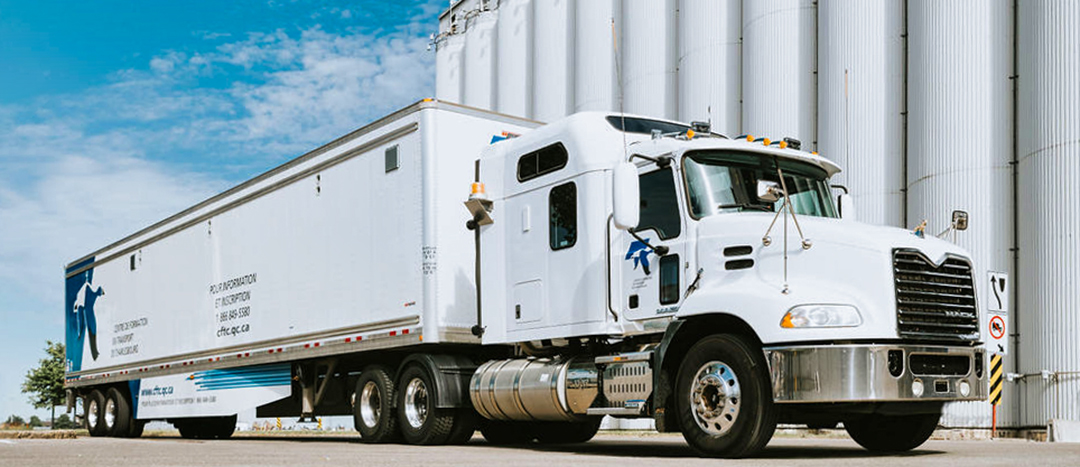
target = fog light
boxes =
[912,379,925,397]
[959,380,971,397]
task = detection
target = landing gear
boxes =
[675,334,776,458]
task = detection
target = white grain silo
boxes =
[532,0,574,122]
[1017,0,1080,428]
[907,0,1015,428]
[742,0,817,146]
[816,0,904,227]
[621,0,678,119]
[436,33,466,104]
[574,0,620,113]
[463,10,499,110]
[677,0,741,136]
[496,0,534,118]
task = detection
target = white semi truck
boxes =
[65,100,986,457]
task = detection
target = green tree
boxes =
[21,341,66,427]
[53,414,78,430]
[5,415,26,428]
[28,415,43,428]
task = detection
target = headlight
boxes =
[780,305,862,328]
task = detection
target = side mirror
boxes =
[838,194,855,221]
[952,210,969,231]
[613,162,640,231]
[757,180,783,203]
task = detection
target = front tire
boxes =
[353,366,399,443]
[844,412,940,452]
[675,334,776,458]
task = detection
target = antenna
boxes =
[612,18,628,162]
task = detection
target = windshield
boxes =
[682,151,838,219]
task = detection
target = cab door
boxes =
[616,166,689,321]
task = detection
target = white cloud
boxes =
[0,9,438,418]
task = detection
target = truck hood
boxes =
[677,213,978,344]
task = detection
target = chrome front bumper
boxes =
[764,344,987,403]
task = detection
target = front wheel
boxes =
[675,334,776,458]
[844,412,940,452]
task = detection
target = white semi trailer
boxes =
[65,100,986,458]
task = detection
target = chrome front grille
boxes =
[893,250,979,342]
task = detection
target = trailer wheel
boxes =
[396,364,455,445]
[127,419,146,438]
[86,390,107,437]
[353,366,399,443]
[104,387,133,437]
[844,412,940,452]
[675,334,776,458]
[534,419,603,444]
[478,419,535,445]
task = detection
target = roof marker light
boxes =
[763,138,771,146]
[779,140,789,149]
[686,129,696,139]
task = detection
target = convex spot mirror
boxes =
[613,162,640,231]
[757,180,783,203]
[952,210,969,231]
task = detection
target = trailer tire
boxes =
[127,419,146,438]
[675,334,776,458]
[479,420,535,445]
[397,364,456,445]
[104,387,133,437]
[844,412,940,452]
[86,390,107,437]
[534,419,603,444]
[354,366,399,443]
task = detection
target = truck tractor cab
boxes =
[473,112,986,457]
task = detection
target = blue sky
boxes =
[0,0,442,420]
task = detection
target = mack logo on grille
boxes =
[893,250,979,342]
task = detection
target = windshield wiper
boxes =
[718,203,773,212]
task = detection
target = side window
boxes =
[659,254,680,305]
[636,169,682,240]
[549,182,577,250]
[518,143,569,182]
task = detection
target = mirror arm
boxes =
[629,154,672,169]
[830,184,849,194]
[628,229,669,257]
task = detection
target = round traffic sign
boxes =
[989,315,1006,340]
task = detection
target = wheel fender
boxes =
[398,354,477,409]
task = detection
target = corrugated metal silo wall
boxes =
[574,0,620,112]
[816,0,904,227]
[532,0,575,122]
[621,0,678,119]
[463,11,498,109]
[677,0,741,136]
[496,0,533,118]
[907,0,1015,428]
[1017,0,1080,428]
[742,0,817,147]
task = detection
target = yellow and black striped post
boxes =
[989,353,1003,437]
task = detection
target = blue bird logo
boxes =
[625,240,654,275]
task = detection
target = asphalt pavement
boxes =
[1,432,1077,466]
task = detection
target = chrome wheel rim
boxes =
[87,398,100,430]
[403,378,428,429]
[360,381,381,428]
[104,398,117,430]
[689,361,742,436]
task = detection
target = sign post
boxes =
[986,271,1009,438]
